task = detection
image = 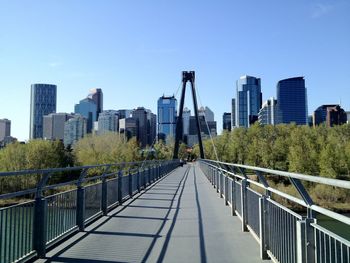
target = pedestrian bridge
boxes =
[0,160,349,263]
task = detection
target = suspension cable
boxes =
[195,85,221,164]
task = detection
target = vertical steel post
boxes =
[76,186,85,231]
[101,178,108,216]
[231,179,236,216]
[224,176,228,205]
[118,170,123,203]
[128,169,133,197]
[241,179,248,232]
[259,196,269,259]
[33,197,47,258]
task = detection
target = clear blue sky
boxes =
[0,0,349,141]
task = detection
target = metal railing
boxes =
[0,159,180,263]
[199,159,350,263]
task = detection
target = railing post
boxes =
[137,168,141,192]
[118,170,123,203]
[231,179,236,216]
[128,169,133,197]
[241,179,248,232]
[76,186,85,231]
[33,197,47,258]
[216,168,219,193]
[297,218,316,263]
[101,178,108,216]
[259,196,269,260]
[224,175,228,205]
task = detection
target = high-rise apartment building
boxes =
[119,118,137,141]
[235,76,262,127]
[223,113,232,131]
[258,97,281,125]
[88,88,103,120]
[198,106,214,122]
[277,77,308,125]
[43,113,73,140]
[98,110,119,135]
[157,95,177,142]
[132,107,156,148]
[231,98,236,130]
[30,84,57,139]
[117,109,132,119]
[313,105,347,127]
[74,98,97,133]
[64,115,87,147]
[0,119,11,141]
[183,107,191,136]
[187,115,217,146]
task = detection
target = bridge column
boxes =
[33,197,48,258]
[241,179,248,232]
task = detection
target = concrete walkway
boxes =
[37,163,270,263]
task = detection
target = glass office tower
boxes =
[157,95,177,143]
[277,77,308,125]
[30,84,57,139]
[235,75,262,127]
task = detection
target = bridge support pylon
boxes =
[173,71,205,159]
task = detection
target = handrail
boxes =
[200,159,350,225]
[202,159,350,189]
[0,159,180,262]
[198,159,350,262]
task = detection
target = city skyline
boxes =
[0,1,349,140]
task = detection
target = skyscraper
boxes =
[258,97,281,125]
[43,113,73,140]
[183,107,191,137]
[30,84,57,139]
[223,113,232,131]
[64,115,87,147]
[88,88,103,120]
[0,119,11,141]
[132,107,156,148]
[74,98,97,133]
[235,76,262,127]
[277,77,308,125]
[98,110,119,135]
[157,95,177,142]
[198,106,214,122]
[313,105,347,127]
[231,98,236,130]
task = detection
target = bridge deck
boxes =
[36,163,270,263]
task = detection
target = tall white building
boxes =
[258,97,281,125]
[98,110,119,135]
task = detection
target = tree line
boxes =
[0,133,180,196]
[193,123,350,210]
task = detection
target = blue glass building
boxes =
[30,84,57,139]
[277,77,308,125]
[235,75,262,127]
[157,95,177,142]
[74,98,97,133]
